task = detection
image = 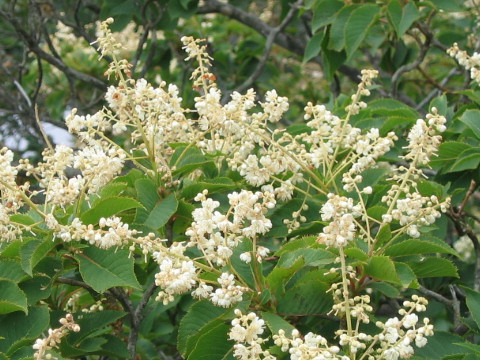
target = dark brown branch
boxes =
[391,28,432,96]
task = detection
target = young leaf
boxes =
[76,247,141,292]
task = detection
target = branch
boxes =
[391,28,432,96]
[0,9,106,90]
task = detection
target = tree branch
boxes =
[0,9,106,90]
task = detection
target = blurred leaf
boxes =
[464,287,480,330]
[303,32,324,63]
[312,0,344,32]
[459,110,480,139]
[344,4,380,59]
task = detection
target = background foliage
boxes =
[1,1,480,360]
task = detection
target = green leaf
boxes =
[369,282,400,297]
[76,247,140,292]
[9,214,35,226]
[277,280,333,315]
[447,147,480,172]
[178,301,228,357]
[230,239,255,289]
[19,275,51,305]
[464,287,480,329]
[344,4,380,59]
[277,248,336,268]
[376,224,392,246]
[328,5,358,51]
[0,260,26,282]
[430,0,462,11]
[344,247,368,261]
[364,256,400,284]
[80,196,142,224]
[187,322,233,360]
[20,238,57,276]
[431,141,471,167]
[303,32,324,63]
[395,262,417,287]
[99,182,127,198]
[459,110,480,139]
[262,312,296,335]
[408,257,458,278]
[266,257,304,295]
[384,238,457,257]
[0,306,49,355]
[274,236,316,256]
[312,0,344,32]
[0,280,27,314]
[67,311,126,345]
[171,146,216,177]
[387,1,421,37]
[95,334,130,358]
[178,300,246,358]
[135,178,160,223]
[180,178,236,199]
[144,193,178,229]
[415,331,471,358]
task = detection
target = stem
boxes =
[339,247,353,336]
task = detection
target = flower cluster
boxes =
[447,42,480,84]
[381,108,450,236]
[317,194,362,248]
[374,296,433,360]
[186,190,275,266]
[33,314,80,360]
[229,310,275,360]
[230,295,433,360]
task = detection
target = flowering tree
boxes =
[1,1,480,360]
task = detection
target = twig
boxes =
[415,68,459,110]
[35,104,53,151]
[391,27,432,96]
